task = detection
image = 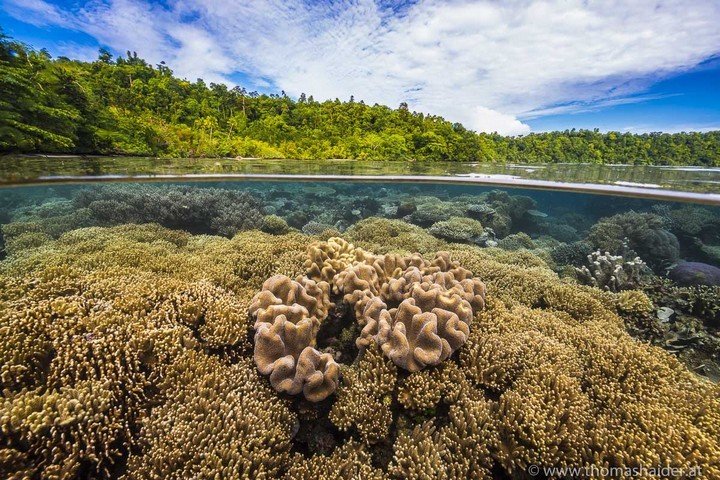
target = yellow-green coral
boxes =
[1,225,719,479]
[344,217,445,255]
[0,224,309,478]
[329,344,396,444]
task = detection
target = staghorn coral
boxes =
[435,395,496,480]
[495,365,592,474]
[658,204,719,237]
[670,284,720,328]
[615,289,654,316]
[405,201,465,227]
[388,421,446,480]
[397,361,466,411]
[575,249,649,292]
[550,240,593,267]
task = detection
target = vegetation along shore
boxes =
[1,32,719,165]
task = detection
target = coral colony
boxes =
[1,183,719,478]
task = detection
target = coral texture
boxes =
[249,275,338,401]
[1,224,719,479]
[586,211,679,271]
[575,250,648,292]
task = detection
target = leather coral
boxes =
[249,274,338,402]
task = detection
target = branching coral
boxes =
[495,365,592,474]
[397,361,465,411]
[126,352,296,479]
[388,421,447,479]
[586,211,679,271]
[0,224,309,478]
[575,250,649,292]
[2,223,719,479]
[329,344,397,444]
[344,217,444,255]
[285,440,387,480]
[73,184,265,237]
[262,214,291,234]
[427,217,485,244]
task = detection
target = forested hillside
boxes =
[1,32,718,165]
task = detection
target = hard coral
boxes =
[575,250,649,292]
[0,224,308,478]
[428,217,485,244]
[586,211,679,271]
[2,224,720,479]
[329,344,396,444]
[345,217,444,255]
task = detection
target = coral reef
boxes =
[575,250,649,292]
[329,344,396,444]
[496,232,535,251]
[1,184,720,480]
[427,217,485,244]
[550,240,593,267]
[262,214,291,234]
[345,217,444,255]
[0,225,309,478]
[586,211,679,271]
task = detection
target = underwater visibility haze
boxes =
[0,158,719,478]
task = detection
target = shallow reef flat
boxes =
[1,223,719,479]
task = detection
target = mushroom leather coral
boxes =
[249,274,338,401]
[300,241,484,373]
[371,286,472,372]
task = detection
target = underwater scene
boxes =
[1,178,720,479]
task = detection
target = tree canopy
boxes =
[1,32,718,165]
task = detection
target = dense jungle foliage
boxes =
[1,32,719,165]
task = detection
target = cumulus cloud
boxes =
[471,107,531,136]
[5,0,720,135]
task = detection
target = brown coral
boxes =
[373,286,472,372]
[304,237,371,283]
[249,275,338,401]
[2,225,720,479]
[329,344,397,444]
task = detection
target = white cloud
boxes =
[471,107,531,136]
[5,0,720,135]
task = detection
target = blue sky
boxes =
[2,0,719,135]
